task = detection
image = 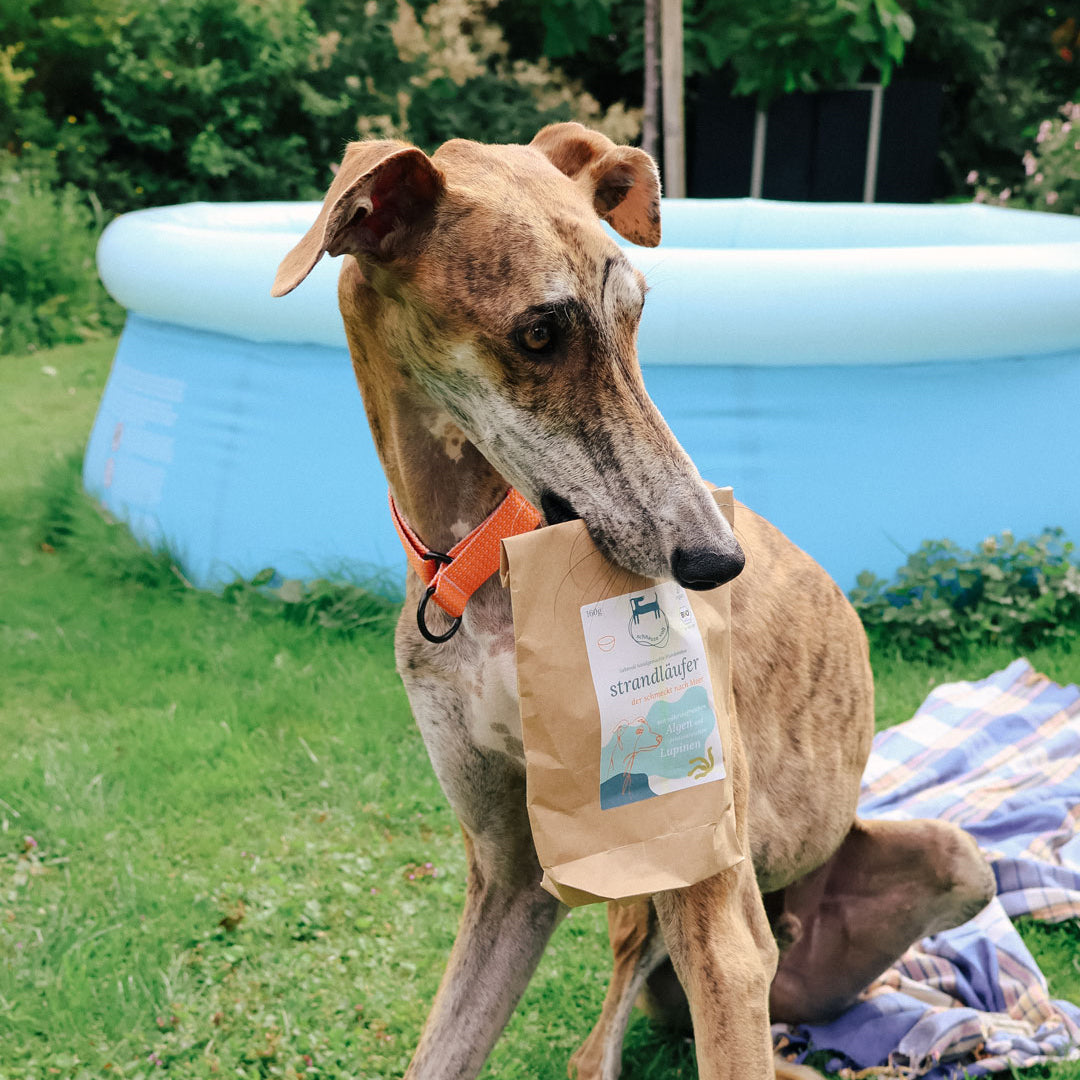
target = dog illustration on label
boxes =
[607,718,662,795]
[627,591,669,648]
[599,687,726,808]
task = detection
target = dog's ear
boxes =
[530,122,661,247]
[272,140,445,297]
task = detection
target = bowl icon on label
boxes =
[597,634,616,652]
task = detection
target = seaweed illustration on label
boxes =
[609,718,663,793]
[627,591,669,648]
[687,745,716,779]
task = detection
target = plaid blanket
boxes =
[775,659,1080,1078]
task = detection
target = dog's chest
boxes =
[399,617,525,766]
[457,634,524,762]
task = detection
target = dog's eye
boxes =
[516,320,556,355]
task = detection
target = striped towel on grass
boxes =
[774,658,1080,1078]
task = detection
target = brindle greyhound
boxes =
[272,123,995,1080]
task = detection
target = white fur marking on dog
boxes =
[425,411,467,462]
[464,638,523,760]
[603,258,643,318]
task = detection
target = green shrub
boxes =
[498,0,1080,200]
[0,0,641,353]
[3,0,640,215]
[90,0,332,208]
[0,0,129,203]
[498,0,916,109]
[969,100,1080,215]
[851,529,1080,661]
[0,153,123,355]
[306,0,640,155]
[904,1,1080,194]
[688,0,914,104]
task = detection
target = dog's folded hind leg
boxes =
[769,817,995,1025]
[405,830,563,1080]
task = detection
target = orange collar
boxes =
[389,487,542,641]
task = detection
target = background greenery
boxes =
[2,338,1078,1079]
[0,0,639,356]
[2,0,1079,356]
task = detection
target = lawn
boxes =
[2,339,1078,1079]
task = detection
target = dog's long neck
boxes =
[339,263,510,555]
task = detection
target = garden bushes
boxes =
[971,99,1080,215]
[4,0,1079,355]
[851,529,1080,661]
[0,154,124,355]
[4,0,640,215]
[1,0,639,353]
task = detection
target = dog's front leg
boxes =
[401,663,564,1079]
[653,855,779,1080]
[406,827,563,1079]
[569,899,670,1080]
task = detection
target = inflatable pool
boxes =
[89,199,1080,590]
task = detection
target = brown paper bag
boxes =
[500,488,742,907]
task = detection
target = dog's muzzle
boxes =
[541,488,743,590]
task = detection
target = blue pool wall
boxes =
[88,199,1080,591]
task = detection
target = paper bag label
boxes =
[581,581,727,810]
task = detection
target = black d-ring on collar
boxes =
[416,550,463,644]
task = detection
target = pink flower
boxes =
[1023,151,1037,176]
[966,169,979,185]
[1047,190,1060,205]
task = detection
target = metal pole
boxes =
[660,0,685,197]
[642,0,659,160]
[862,83,884,203]
[750,109,768,199]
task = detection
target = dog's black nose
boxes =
[671,545,745,590]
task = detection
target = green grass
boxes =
[1,340,1078,1080]
[2,339,120,499]
[871,641,1080,732]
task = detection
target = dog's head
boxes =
[273,123,743,590]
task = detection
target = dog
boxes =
[630,595,662,623]
[273,123,995,1080]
